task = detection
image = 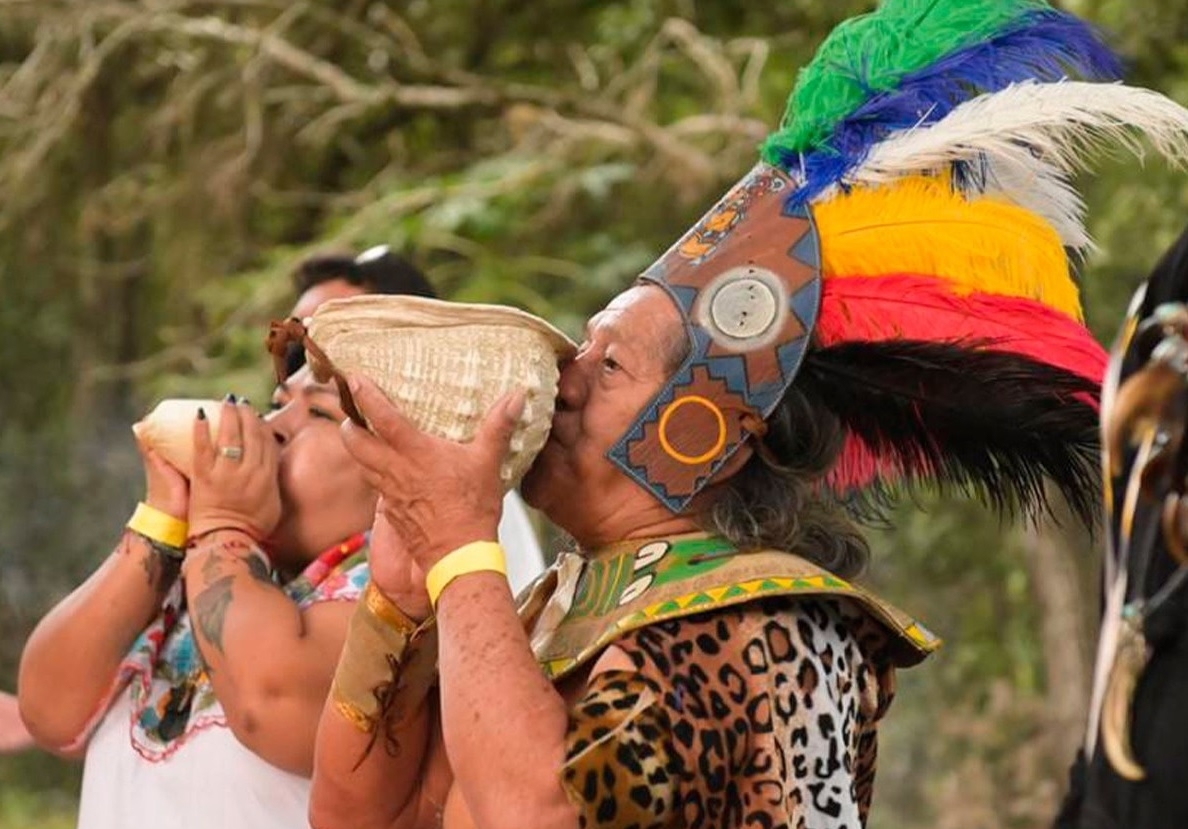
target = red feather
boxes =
[818,274,1106,382]
[817,275,1106,490]
[831,436,911,493]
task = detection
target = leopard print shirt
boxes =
[561,596,896,829]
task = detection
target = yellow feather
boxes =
[815,176,1081,320]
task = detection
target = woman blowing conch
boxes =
[18,354,546,829]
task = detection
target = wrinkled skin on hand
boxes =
[340,375,524,605]
[367,503,432,622]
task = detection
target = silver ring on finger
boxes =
[218,445,244,461]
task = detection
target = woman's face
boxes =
[263,366,376,571]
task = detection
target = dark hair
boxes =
[286,247,437,375]
[292,247,436,299]
[657,324,869,578]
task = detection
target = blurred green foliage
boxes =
[1,1,1188,827]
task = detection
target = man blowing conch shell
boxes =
[305,1,1188,827]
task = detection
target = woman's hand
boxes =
[341,376,522,574]
[135,434,189,521]
[188,398,282,540]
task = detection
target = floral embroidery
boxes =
[75,533,371,760]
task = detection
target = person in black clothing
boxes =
[1057,224,1188,829]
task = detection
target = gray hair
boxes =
[700,385,869,579]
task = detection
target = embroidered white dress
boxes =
[79,692,313,829]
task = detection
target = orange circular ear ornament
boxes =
[657,396,728,466]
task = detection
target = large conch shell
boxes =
[301,295,577,488]
[132,399,223,477]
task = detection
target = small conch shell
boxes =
[305,295,577,488]
[132,399,223,477]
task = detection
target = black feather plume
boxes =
[800,340,1102,526]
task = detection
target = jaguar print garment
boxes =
[561,596,896,829]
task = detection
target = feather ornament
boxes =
[955,153,1092,251]
[800,341,1102,524]
[774,9,1123,206]
[768,0,1048,155]
[848,81,1188,188]
[818,275,1106,383]
[814,176,1079,318]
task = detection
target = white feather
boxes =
[844,81,1188,213]
[962,153,1094,252]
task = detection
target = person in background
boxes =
[289,246,435,329]
[1056,224,1188,829]
[287,245,545,591]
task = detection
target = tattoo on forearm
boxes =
[140,541,182,593]
[141,549,160,587]
[189,545,277,657]
[200,550,225,582]
[120,531,181,593]
[246,553,274,585]
[196,540,265,579]
[193,575,235,655]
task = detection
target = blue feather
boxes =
[773,10,1124,207]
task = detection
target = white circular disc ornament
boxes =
[710,277,779,339]
[695,267,788,351]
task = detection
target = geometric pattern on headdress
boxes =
[607,165,821,511]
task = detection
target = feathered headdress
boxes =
[608,0,1188,523]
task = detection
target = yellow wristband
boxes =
[127,502,188,549]
[425,541,507,608]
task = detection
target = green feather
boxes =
[760,0,1049,161]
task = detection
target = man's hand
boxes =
[368,502,433,622]
[189,398,282,540]
[341,376,523,573]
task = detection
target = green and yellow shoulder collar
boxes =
[520,532,939,681]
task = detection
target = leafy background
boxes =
[2,1,1188,826]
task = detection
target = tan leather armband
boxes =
[330,583,437,738]
[560,672,679,829]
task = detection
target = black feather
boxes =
[800,340,1102,527]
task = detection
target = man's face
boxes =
[291,278,364,321]
[521,284,684,537]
